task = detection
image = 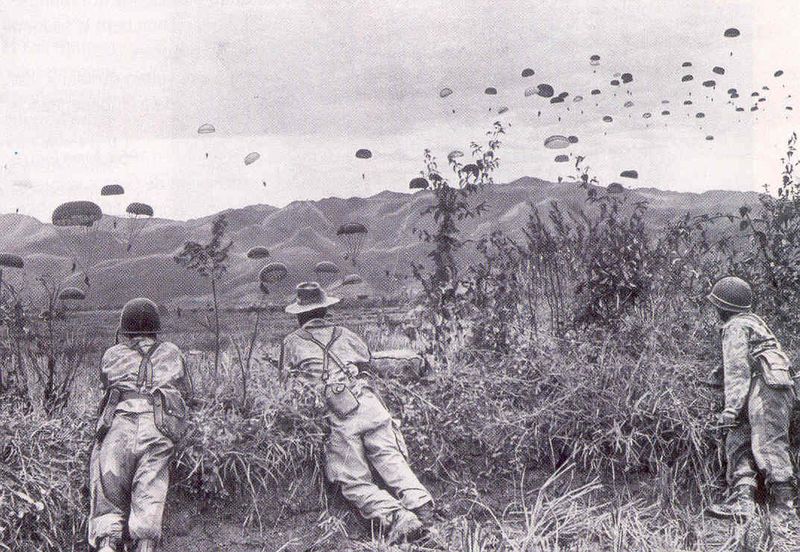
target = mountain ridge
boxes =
[0,179,763,308]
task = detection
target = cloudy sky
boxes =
[1,0,798,221]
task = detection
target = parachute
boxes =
[610,79,620,86]
[259,262,288,284]
[706,135,714,141]
[642,112,652,119]
[624,101,634,108]
[573,95,583,103]
[101,184,125,196]
[558,92,569,99]
[246,246,270,260]
[537,84,554,98]
[59,287,86,301]
[713,66,725,75]
[550,97,564,104]
[337,222,368,265]
[197,123,215,134]
[620,170,638,179]
[244,152,261,166]
[568,135,579,144]
[684,100,693,105]
[439,87,453,98]
[544,135,570,149]
[590,54,601,66]
[727,88,737,95]
[621,73,633,84]
[724,28,740,38]
[607,183,625,194]
[355,149,372,159]
[736,107,745,112]
[682,75,694,82]
[702,80,716,88]
[497,106,509,114]
[484,87,497,95]
[661,110,671,116]
[682,61,693,67]
[521,68,535,77]
[775,70,784,77]
[52,201,103,280]
[554,154,569,163]
[696,112,706,118]
[0,254,24,269]
[125,202,154,253]
[342,274,363,286]
[602,115,613,123]
[662,100,670,104]
[409,177,429,190]
[591,89,601,95]
[314,261,340,275]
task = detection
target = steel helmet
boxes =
[707,276,753,313]
[120,297,161,335]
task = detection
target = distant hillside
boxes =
[0,179,762,308]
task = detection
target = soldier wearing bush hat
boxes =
[280,282,437,544]
[88,298,193,552]
[705,277,800,543]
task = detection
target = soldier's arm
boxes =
[722,322,751,418]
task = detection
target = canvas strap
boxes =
[297,327,350,383]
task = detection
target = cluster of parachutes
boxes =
[246,242,363,300]
[50,185,156,287]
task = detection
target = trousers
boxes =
[324,389,432,521]
[726,377,795,488]
[88,411,174,547]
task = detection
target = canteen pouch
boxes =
[754,349,794,389]
[152,388,189,443]
[325,382,360,419]
[95,388,122,442]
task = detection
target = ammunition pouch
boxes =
[152,388,189,443]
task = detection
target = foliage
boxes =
[174,214,233,374]
[737,132,800,333]
[412,122,504,364]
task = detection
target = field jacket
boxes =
[100,337,193,413]
[280,318,371,408]
[721,312,789,418]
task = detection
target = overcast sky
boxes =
[1,0,798,221]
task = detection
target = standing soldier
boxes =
[280,282,436,544]
[704,277,800,547]
[88,298,192,552]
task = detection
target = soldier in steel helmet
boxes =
[88,298,193,552]
[279,282,436,545]
[704,277,800,540]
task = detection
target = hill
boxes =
[0,179,762,308]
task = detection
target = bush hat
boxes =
[285,282,341,314]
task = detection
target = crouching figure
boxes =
[88,298,193,552]
[704,277,800,549]
[280,282,436,544]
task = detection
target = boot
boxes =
[706,484,756,521]
[97,536,119,552]
[133,540,157,552]
[386,508,424,544]
[769,483,800,552]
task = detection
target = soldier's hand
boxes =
[714,411,738,430]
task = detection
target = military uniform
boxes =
[281,318,433,524]
[88,337,192,549]
[721,313,795,490]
